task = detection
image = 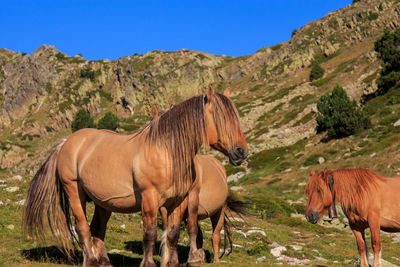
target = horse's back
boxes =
[57,128,140,213]
[195,155,228,219]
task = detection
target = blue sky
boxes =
[0,1,352,60]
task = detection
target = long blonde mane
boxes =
[145,93,241,195]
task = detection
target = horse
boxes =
[23,85,248,267]
[159,155,247,264]
[151,99,245,265]
[305,168,400,267]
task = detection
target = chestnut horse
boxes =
[305,168,400,267]
[23,86,248,267]
[160,155,246,264]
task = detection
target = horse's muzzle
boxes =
[228,147,248,166]
[305,211,319,224]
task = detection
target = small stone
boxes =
[298,182,306,186]
[0,180,6,184]
[394,119,400,127]
[0,201,4,205]
[16,199,25,205]
[315,256,327,261]
[370,152,376,158]
[246,229,266,236]
[5,186,19,192]
[7,224,14,230]
[120,224,125,229]
[257,256,266,262]
[232,244,243,248]
[317,157,325,164]
[230,186,244,191]
[290,245,303,251]
[227,175,238,183]
[271,246,286,257]
[11,175,22,181]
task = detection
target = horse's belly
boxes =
[81,176,141,213]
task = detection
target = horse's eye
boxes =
[317,189,322,195]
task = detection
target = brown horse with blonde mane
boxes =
[23,86,248,267]
[305,168,400,267]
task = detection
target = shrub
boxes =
[291,28,298,37]
[309,62,325,81]
[71,109,95,132]
[316,85,370,138]
[374,28,400,95]
[80,67,101,82]
[97,112,119,131]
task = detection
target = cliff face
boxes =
[0,0,399,170]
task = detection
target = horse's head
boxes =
[204,85,248,166]
[305,169,337,224]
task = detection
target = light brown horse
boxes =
[23,86,248,267]
[305,168,400,267]
[160,155,245,264]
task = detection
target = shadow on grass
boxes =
[22,241,211,266]
[124,241,211,264]
[22,246,145,266]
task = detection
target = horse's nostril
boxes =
[236,147,245,156]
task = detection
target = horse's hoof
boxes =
[98,256,113,267]
[86,257,101,267]
[187,249,206,266]
[139,260,156,267]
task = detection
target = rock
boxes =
[257,256,266,262]
[7,224,14,230]
[315,256,328,262]
[394,119,400,127]
[0,201,4,205]
[290,245,303,251]
[317,157,325,164]
[11,175,22,181]
[234,230,247,238]
[230,186,244,191]
[246,229,266,237]
[120,224,126,229]
[5,186,19,192]
[298,182,306,186]
[232,244,243,248]
[16,199,25,205]
[370,153,377,158]
[227,175,238,183]
[271,246,287,257]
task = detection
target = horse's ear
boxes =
[328,175,334,191]
[169,104,174,110]
[205,84,215,103]
[223,87,231,98]
[310,169,315,176]
[151,104,159,118]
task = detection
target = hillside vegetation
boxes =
[1,0,400,266]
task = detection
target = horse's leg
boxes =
[369,217,382,267]
[187,189,205,265]
[160,207,168,231]
[195,223,204,254]
[140,189,159,267]
[162,198,188,267]
[90,204,112,267]
[351,226,369,267]
[63,181,98,266]
[210,204,226,263]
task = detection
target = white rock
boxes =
[246,229,266,237]
[227,175,238,183]
[5,186,19,192]
[7,224,14,230]
[290,245,303,251]
[120,224,125,229]
[370,152,376,158]
[232,244,243,248]
[230,186,244,191]
[315,256,327,261]
[298,182,306,186]
[271,246,286,257]
[257,256,266,262]
[0,201,4,205]
[0,180,6,184]
[11,175,22,181]
[234,230,247,238]
[394,119,400,127]
[16,199,25,205]
[317,157,325,164]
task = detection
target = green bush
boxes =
[309,62,325,81]
[316,85,370,138]
[80,67,101,82]
[374,29,400,95]
[97,112,119,131]
[291,28,298,37]
[71,109,95,132]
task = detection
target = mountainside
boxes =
[1,0,400,266]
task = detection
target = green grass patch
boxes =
[293,112,313,127]
[310,74,335,87]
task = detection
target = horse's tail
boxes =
[221,192,249,258]
[23,140,74,254]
